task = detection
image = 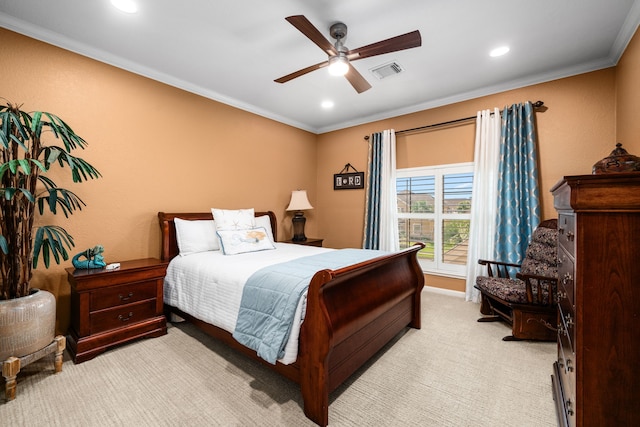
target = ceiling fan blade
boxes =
[344,63,372,93]
[285,15,337,56]
[347,30,422,61]
[275,61,329,83]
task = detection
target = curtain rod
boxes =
[364,100,545,139]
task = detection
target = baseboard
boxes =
[424,286,465,298]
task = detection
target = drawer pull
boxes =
[566,358,574,372]
[565,313,574,328]
[557,253,567,267]
[566,399,574,416]
[558,323,566,336]
[118,312,134,322]
[119,292,134,301]
[566,231,575,242]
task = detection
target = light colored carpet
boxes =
[1,290,557,426]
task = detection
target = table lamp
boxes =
[286,190,314,241]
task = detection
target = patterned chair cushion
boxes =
[476,220,559,305]
[475,276,555,304]
[520,226,558,277]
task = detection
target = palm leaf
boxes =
[1,187,35,203]
[36,181,86,217]
[33,225,74,268]
[0,158,47,179]
[42,146,101,182]
[42,112,87,151]
[0,110,29,151]
[30,111,44,137]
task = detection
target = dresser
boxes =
[66,258,168,363]
[550,173,640,427]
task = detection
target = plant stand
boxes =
[2,335,65,401]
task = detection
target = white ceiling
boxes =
[1,0,639,133]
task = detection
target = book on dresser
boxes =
[550,173,640,427]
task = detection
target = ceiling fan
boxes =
[274,15,422,93]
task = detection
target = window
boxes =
[397,163,473,277]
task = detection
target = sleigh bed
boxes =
[158,211,425,426]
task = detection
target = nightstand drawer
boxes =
[91,280,157,311]
[90,299,157,334]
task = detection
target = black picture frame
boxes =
[334,172,365,190]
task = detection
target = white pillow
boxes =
[216,227,275,255]
[174,218,219,256]
[255,215,275,243]
[211,208,255,230]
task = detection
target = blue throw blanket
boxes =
[232,249,387,364]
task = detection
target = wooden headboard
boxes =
[157,211,278,261]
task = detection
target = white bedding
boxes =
[164,242,334,364]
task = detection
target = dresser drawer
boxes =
[90,280,158,311]
[557,323,576,427]
[557,342,576,398]
[557,214,575,255]
[557,247,575,308]
[558,303,574,355]
[90,299,157,335]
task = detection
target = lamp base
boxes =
[291,211,307,242]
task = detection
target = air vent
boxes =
[369,61,404,80]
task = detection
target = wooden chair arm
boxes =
[516,272,558,304]
[478,259,521,278]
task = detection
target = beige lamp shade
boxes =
[286,190,314,211]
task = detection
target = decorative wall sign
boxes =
[334,163,365,190]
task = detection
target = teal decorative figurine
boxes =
[72,245,106,269]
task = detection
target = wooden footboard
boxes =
[158,212,424,426]
[299,245,424,426]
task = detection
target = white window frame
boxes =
[397,162,473,277]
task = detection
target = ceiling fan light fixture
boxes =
[328,56,349,76]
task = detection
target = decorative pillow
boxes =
[211,208,255,231]
[174,218,219,256]
[216,227,275,255]
[255,215,275,243]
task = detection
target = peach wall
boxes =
[0,29,318,332]
[316,69,618,291]
[616,26,640,152]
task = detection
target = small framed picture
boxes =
[334,172,365,190]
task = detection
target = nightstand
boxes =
[66,258,168,363]
[283,238,324,247]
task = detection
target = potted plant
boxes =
[0,100,100,362]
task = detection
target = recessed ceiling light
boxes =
[111,0,138,13]
[489,46,510,57]
[321,100,334,109]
